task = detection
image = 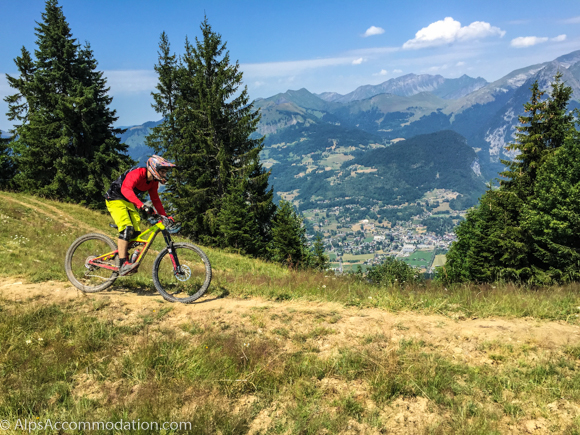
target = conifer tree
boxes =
[521,139,580,282]
[215,180,261,256]
[444,75,577,283]
[444,187,530,282]
[148,19,275,252]
[311,233,330,271]
[4,0,132,208]
[269,200,310,268]
[522,114,580,283]
[501,74,574,196]
[146,31,180,154]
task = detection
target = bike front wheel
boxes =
[65,233,119,293]
[152,243,212,303]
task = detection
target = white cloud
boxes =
[241,56,355,78]
[105,70,158,94]
[510,36,549,47]
[456,61,465,66]
[373,69,388,76]
[393,69,403,74]
[279,76,296,84]
[403,17,505,50]
[510,34,567,48]
[562,16,580,24]
[352,57,364,65]
[363,26,385,37]
[428,64,448,72]
[346,46,400,56]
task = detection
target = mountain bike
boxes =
[64,214,212,303]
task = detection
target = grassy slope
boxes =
[1,191,580,320]
[1,192,580,434]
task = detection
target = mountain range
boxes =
[317,73,488,103]
[119,49,580,217]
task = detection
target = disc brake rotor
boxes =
[85,256,97,270]
[175,265,191,282]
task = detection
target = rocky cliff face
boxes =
[480,59,580,164]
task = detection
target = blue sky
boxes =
[1,0,579,130]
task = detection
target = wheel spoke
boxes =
[65,234,118,292]
[153,244,211,303]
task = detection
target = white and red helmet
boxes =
[147,155,176,184]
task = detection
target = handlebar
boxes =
[148,214,182,234]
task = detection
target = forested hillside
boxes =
[266,129,485,213]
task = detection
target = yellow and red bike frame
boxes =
[88,220,169,272]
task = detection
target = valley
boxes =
[299,187,462,273]
[117,49,580,269]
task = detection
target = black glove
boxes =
[141,204,155,216]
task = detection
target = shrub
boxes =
[365,257,423,286]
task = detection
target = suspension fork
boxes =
[162,230,182,273]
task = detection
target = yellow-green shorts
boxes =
[106,199,141,234]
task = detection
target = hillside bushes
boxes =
[364,257,424,286]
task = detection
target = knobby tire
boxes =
[152,243,212,303]
[64,233,119,293]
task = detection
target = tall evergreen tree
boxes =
[146,31,180,154]
[310,232,330,271]
[522,123,580,283]
[444,75,578,283]
[4,0,132,208]
[501,74,574,196]
[269,200,310,268]
[215,180,261,256]
[148,19,275,252]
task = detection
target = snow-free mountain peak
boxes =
[317,73,487,104]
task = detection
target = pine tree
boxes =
[500,82,547,196]
[146,31,180,154]
[215,180,261,256]
[269,200,310,268]
[444,75,576,284]
[522,119,580,283]
[310,233,330,271]
[444,187,530,282]
[4,0,132,208]
[501,74,574,197]
[148,19,275,252]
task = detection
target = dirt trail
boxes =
[2,278,579,355]
[2,278,580,434]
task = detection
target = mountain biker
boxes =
[105,155,176,276]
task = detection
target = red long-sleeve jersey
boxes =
[107,167,166,216]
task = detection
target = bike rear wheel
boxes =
[152,243,212,303]
[65,233,119,292]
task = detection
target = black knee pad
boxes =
[119,225,134,241]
